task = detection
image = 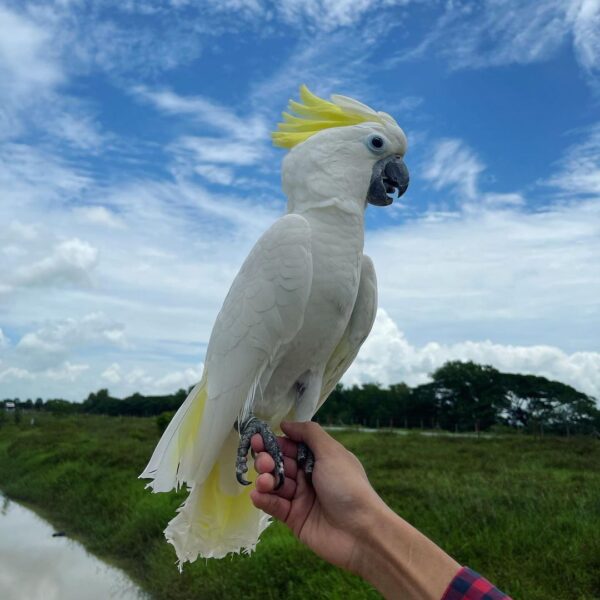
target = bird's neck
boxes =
[288,196,365,220]
[288,200,365,250]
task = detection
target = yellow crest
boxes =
[272,85,391,149]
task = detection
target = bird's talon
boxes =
[297,442,315,483]
[236,473,251,486]
[235,416,284,489]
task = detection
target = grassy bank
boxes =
[0,414,599,599]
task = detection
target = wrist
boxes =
[354,504,459,600]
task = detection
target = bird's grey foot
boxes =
[236,416,284,490]
[297,442,315,482]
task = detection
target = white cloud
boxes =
[368,199,600,353]
[345,309,600,399]
[75,206,125,229]
[0,6,63,97]
[400,0,600,77]
[0,143,90,205]
[47,110,105,151]
[45,361,90,382]
[0,6,106,147]
[277,0,416,31]
[0,367,33,383]
[132,86,267,141]
[152,365,204,392]
[481,192,525,208]
[569,0,600,74]
[15,313,126,371]
[0,362,90,384]
[193,164,235,186]
[421,138,485,200]
[16,238,99,289]
[546,123,600,196]
[131,86,271,185]
[171,136,265,167]
[0,328,10,348]
[99,362,203,395]
[101,363,122,384]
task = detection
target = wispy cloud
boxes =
[0,5,63,139]
[276,0,416,32]
[131,86,268,141]
[0,5,63,95]
[394,0,600,79]
[421,138,485,201]
[131,86,271,184]
[0,5,108,148]
[569,0,600,76]
[546,122,600,196]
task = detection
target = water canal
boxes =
[0,493,145,600]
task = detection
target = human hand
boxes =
[249,421,388,575]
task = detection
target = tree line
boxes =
[2,361,598,436]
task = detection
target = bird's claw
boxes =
[297,441,314,483]
[235,416,285,489]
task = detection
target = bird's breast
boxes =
[306,209,364,318]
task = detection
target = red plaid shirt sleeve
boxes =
[441,567,512,600]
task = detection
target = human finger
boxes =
[255,453,298,481]
[251,433,265,454]
[254,452,275,474]
[250,490,291,523]
[280,421,335,458]
[277,436,298,459]
[255,472,276,493]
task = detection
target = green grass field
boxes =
[0,414,599,599]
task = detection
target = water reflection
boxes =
[0,493,146,600]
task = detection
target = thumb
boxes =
[280,421,334,459]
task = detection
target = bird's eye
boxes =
[366,134,386,153]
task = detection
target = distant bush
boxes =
[156,411,175,434]
[45,399,79,415]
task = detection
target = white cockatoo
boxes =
[140,85,409,566]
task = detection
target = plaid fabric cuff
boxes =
[440,567,512,600]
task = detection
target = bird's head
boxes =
[273,85,409,213]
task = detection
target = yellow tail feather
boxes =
[165,431,271,564]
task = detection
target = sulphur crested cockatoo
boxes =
[140,85,409,566]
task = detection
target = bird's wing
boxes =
[317,255,377,411]
[194,213,313,480]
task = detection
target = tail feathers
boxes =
[165,432,271,564]
[141,378,272,561]
[140,374,208,492]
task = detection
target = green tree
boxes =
[428,361,507,431]
[501,373,598,435]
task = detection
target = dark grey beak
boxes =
[367,155,409,206]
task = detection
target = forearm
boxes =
[355,503,460,600]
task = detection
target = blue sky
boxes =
[1,0,599,401]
